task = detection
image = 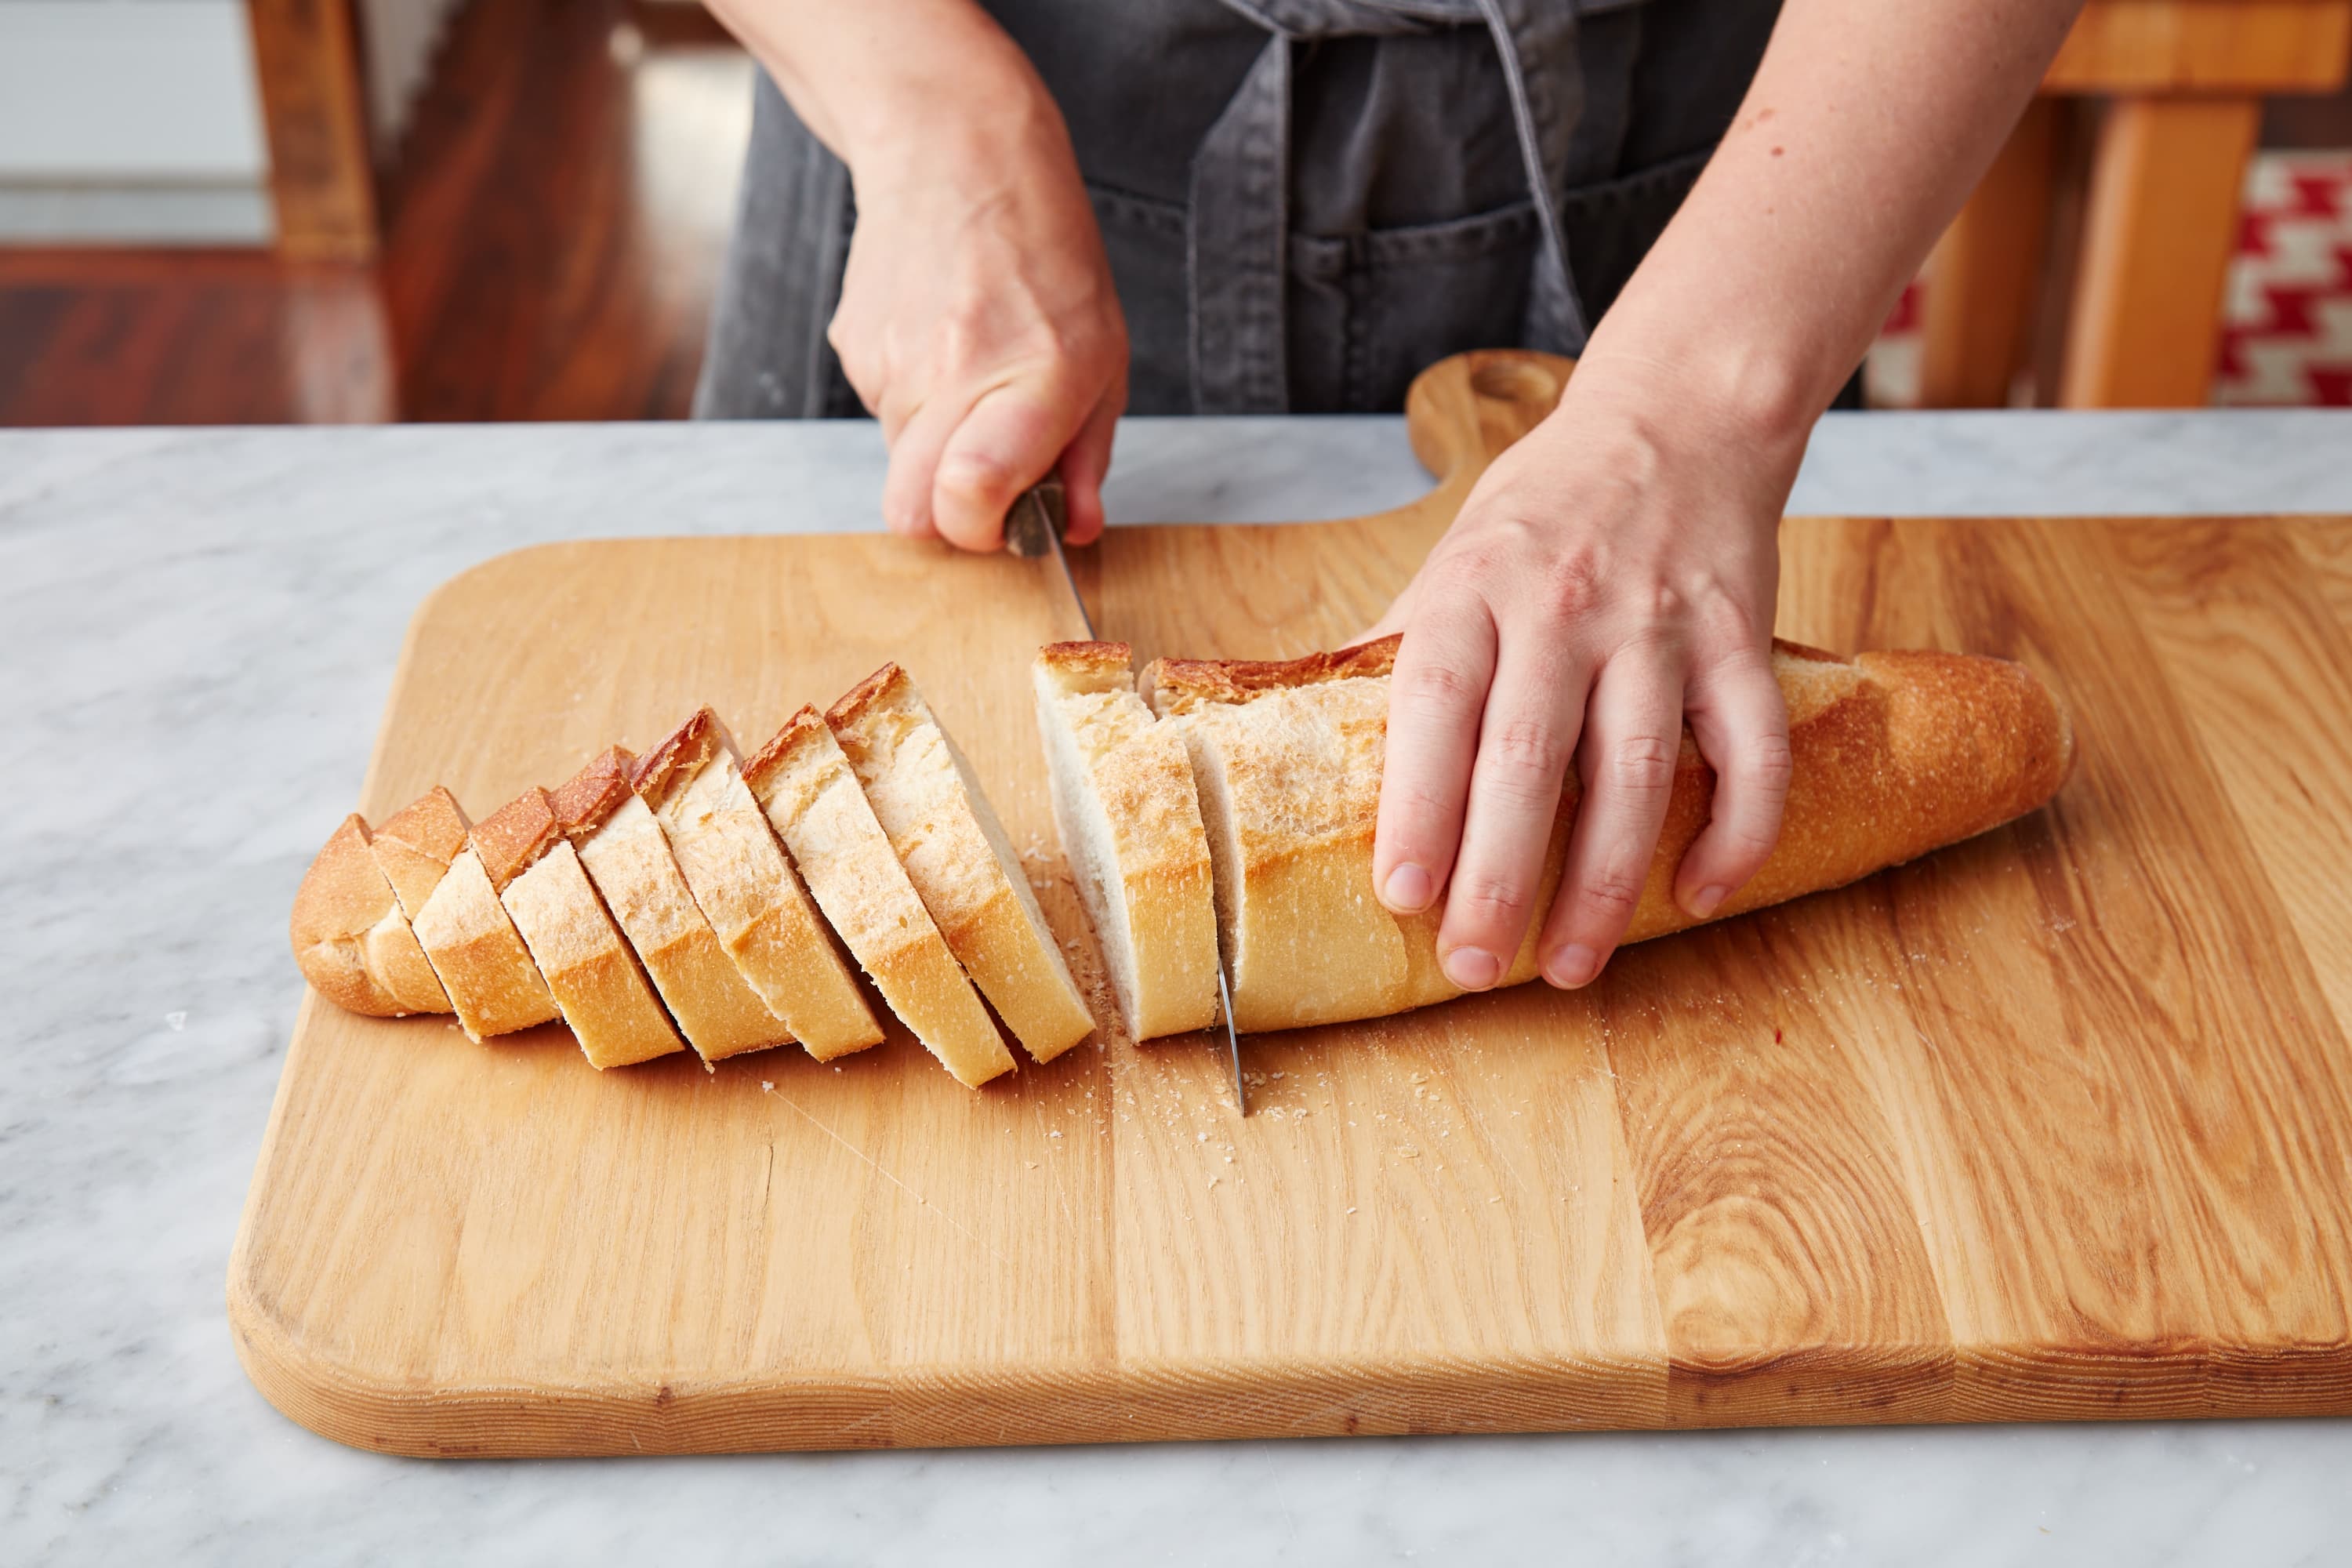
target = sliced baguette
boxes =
[555,746,793,1062]
[410,841,560,1040]
[474,785,684,1069]
[633,709,883,1060]
[369,786,469,923]
[744,706,1014,1087]
[289,814,452,1017]
[1145,634,2078,1033]
[828,663,1094,1063]
[1032,642,1219,1042]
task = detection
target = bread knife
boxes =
[1002,478,1093,640]
[1003,481,1250,1115]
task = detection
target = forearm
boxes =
[704,0,1067,185]
[1581,0,2085,441]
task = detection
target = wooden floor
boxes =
[0,0,750,426]
[3,5,2347,428]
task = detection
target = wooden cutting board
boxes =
[230,352,2352,1456]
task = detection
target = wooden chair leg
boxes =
[247,0,379,262]
[1918,98,2060,408]
[2058,95,2260,408]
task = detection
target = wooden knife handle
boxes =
[1001,479,1069,558]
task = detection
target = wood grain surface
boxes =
[230,351,2352,1455]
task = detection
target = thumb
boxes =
[930,378,1088,551]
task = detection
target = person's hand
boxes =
[829,85,1127,551]
[1361,354,1804,993]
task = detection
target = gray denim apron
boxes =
[695,0,1779,419]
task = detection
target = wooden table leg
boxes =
[1918,99,2060,408]
[2059,95,2260,408]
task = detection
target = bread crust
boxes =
[476,783,684,1069]
[746,706,1014,1087]
[630,706,722,816]
[637,709,882,1062]
[828,662,1095,1063]
[1148,639,2076,1033]
[290,814,452,1017]
[1033,645,1220,1041]
[1147,635,1400,715]
[369,786,469,923]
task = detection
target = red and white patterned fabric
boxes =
[2216,152,2352,407]
[1866,151,2352,409]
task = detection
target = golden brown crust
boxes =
[1148,635,1860,718]
[470,787,564,893]
[369,786,470,921]
[823,661,909,732]
[1147,636,1401,715]
[1037,641,1136,682]
[289,815,408,1017]
[630,708,724,815]
[550,747,639,839]
[740,706,829,800]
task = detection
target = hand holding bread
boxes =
[292,640,2074,1083]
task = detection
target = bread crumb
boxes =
[760,1080,773,1092]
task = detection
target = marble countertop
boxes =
[5,411,2350,1566]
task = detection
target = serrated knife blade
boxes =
[1002,480,1248,1114]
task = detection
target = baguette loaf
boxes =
[369,786,469,923]
[829,664,1095,1063]
[556,747,793,1062]
[633,709,883,1060]
[474,786,684,1069]
[745,707,1015,1087]
[1033,642,1219,1041]
[1145,635,2076,1034]
[289,814,452,1018]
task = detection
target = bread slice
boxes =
[410,837,561,1041]
[743,707,1014,1087]
[1145,634,2078,1033]
[369,786,469,923]
[828,664,1095,1063]
[633,709,882,1061]
[474,784,684,1069]
[289,814,452,1017]
[554,746,793,1063]
[1032,642,1218,1042]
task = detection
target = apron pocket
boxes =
[1556,142,1713,326]
[1293,199,1544,413]
[1087,181,1193,416]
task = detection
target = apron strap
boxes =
[1191,0,1586,412]
[1472,0,1591,354]
[1188,33,1294,415]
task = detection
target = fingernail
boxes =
[1383,863,1434,913]
[1689,884,1728,919]
[1544,943,1599,989]
[1443,946,1501,991]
